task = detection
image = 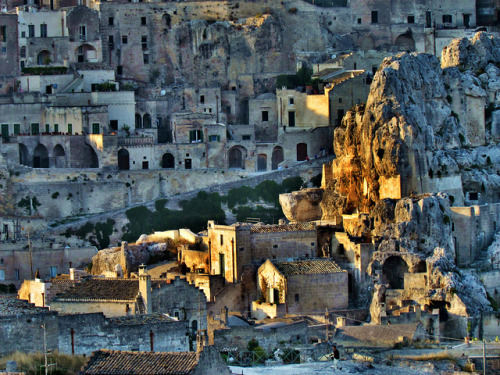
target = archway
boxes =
[359,36,375,51]
[33,144,49,168]
[191,319,198,334]
[162,153,175,168]
[86,144,99,168]
[271,146,284,170]
[143,113,152,128]
[135,114,142,129]
[19,143,29,166]
[382,256,409,289]
[296,143,307,161]
[118,148,130,170]
[37,50,51,66]
[228,146,247,169]
[395,33,416,52]
[257,154,267,171]
[75,44,97,63]
[52,144,66,168]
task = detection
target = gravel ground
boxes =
[229,360,451,374]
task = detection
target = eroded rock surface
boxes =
[279,188,323,222]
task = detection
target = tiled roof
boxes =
[271,258,343,276]
[110,314,175,326]
[0,294,51,316]
[336,323,422,344]
[54,279,167,301]
[80,349,199,375]
[250,222,315,233]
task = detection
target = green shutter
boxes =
[67,124,72,134]
[54,124,58,133]
[31,123,39,135]
[45,124,50,133]
[14,124,20,135]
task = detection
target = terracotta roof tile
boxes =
[251,222,315,233]
[80,349,199,375]
[54,279,168,301]
[271,258,343,276]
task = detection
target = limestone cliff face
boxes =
[441,32,500,71]
[322,33,500,217]
[279,188,323,223]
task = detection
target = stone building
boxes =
[48,269,207,335]
[254,258,348,317]
[0,13,19,94]
[0,295,191,356]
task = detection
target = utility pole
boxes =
[483,339,487,375]
[42,324,48,375]
[325,308,329,341]
[28,227,33,280]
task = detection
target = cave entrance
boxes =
[382,256,408,289]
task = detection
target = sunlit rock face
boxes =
[279,188,323,223]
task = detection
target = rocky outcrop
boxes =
[279,188,323,222]
[90,240,175,276]
[321,33,500,219]
[441,32,500,70]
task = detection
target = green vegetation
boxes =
[0,351,85,375]
[276,66,314,89]
[51,192,59,199]
[17,196,41,215]
[121,177,304,242]
[122,191,225,242]
[94,82,116,92]
[21,66,68,75]
[225,177,303,223]
[0,283,17,293]
[64,219,115,249]
[310,173,322,187]
[487,292,498,311]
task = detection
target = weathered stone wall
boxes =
[57,313,189,355]
[213,320,308,351]
[451,203,500,266]
[251,228,318,260]
[0,244,97,287]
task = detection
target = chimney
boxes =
[220,306,228,326]
[196,329,208,352]
[69,268,75,281]
[336,317,346,327]
[138,264,151,314]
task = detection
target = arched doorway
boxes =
[33,144,49,168]
[143,114,152,128]
[272,146,284,170]
[382,256,409,289]
[52,144,66,168]
[162,153,175,168]
[257,154,267,171]
[395,33,416,52]
[37,50,51,66]
[359,36,375,51]
[296,143,307,161]
[191,319,198,334]
[85,144,99,168]
[228,146,246,169]
[135,114,142,129]
[118,148,130,170]
[19,143,29,166]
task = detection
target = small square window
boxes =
[442,14,452,24]
[289,97,294,105]
[371,10,378,24]
[262,110,269,122]
[407,15,415,24]
[143,53,149,64]
[1,47,6,53]
[200,95,205,104]
[357,18,361,24]
[242,135,251,140]
[295,293,299,302]
[108,17,114,26]
[141,17,147,26]
[122,36,128,44]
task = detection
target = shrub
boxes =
[51,192,59,199]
